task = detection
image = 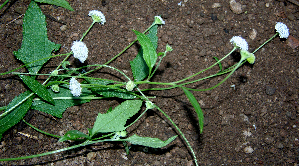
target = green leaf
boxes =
[14,1,61,74]
[19,75,54,105]
[34,0,74,11]
[125,134,177,148]
[31,85,92,118]
[147,24,158,50]
[133,30,157,72]
[130,49,149,81]
[58,130,90,142]
[130,25,158,81]
[0,91,34,140]
[213,57,223,73]
[91,100,142,137]
[182,87,204,134]
[86,78,136,99]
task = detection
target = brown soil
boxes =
[0,0,298,165]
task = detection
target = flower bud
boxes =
[126,80,135,91]
[240,50,255,64]
[145,101,155,110]
[154,16,165,25]
[51,84,60,93]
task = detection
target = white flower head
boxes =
[69,77,82,97]
[126,80,135,91]
[71,41,88,63]
[275,22,289,39]
[89,10,106,25]
[154,16,165,25]
[230,36,248,51]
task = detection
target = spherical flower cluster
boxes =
[89,10,106,25]
[126,80,135,91]
[275,22,289,39]
[69,77,82,97]
[230,36,248,51]
[71,41,88,63]
[154,16,165,25]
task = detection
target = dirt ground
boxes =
[0,0,298,165]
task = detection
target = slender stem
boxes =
[253,33,278,54]
[155,106,198,166]
[22,119,61,138]
[80,21,96,41]
[133,87,198,166]
[185,60,243,92]
[0,138,115,161]
[0,0,10,10]
[172,47,237,84]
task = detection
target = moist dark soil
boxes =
[0,0,299,165]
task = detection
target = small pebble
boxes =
[249,29,257,40]
[230,0,243,14]
[87,152,97,160]
[60,25,67,31]
[244,146,254,153]
[212,3,222,8]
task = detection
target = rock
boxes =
[265,86,276,95]
[287,35,299,49]
[212,3,222,8]
[87,152,97,160]
[249,29,257,40]
[230,0,243,14]
[244,146,254,153]
[60,25,67,31]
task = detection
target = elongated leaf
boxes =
[130,25,158,81]
[133,30,157,71]
[91,100,142,137]
[31,85,92,118]
[213,57,223,73]
[59,130,90,142]
[19,75,54,105]
[0,91,34,140]
[125,134,177,148]
[130,49,149,81]
[182,87,204,134]
[14,1,61,74]
[34,0,74,11]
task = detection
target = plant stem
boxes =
[0,0,10,10]
[185,60,243,91]
[172,47,237,84]
[80,21,96,41]
[22,119,61,138]
[155,106,198,166]
[253,33,278,54]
